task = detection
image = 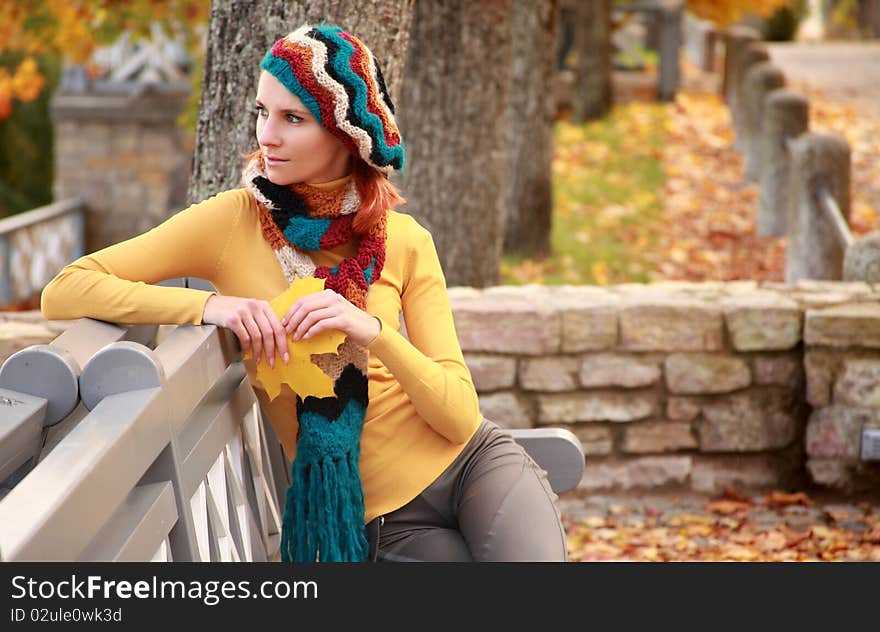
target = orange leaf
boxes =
[765,491,814,508]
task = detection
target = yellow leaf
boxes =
[247,277,346,401]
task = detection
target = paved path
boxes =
[766,42,880,115]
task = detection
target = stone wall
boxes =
[450,280,880,494]
[6,278,880,496]
[51,87,191,253]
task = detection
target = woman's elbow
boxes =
[40,274,74,320]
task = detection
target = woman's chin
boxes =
[265,168,298,186]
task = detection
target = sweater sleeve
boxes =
[366,220,481,444]
[41,189,246,325]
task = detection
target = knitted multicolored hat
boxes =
[260,24,405,173]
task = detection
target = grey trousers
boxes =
[375,419,569,562]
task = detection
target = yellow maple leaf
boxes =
[246,277,346,401]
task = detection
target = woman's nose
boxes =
[258,118,280,146]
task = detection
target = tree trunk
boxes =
[188,0,414,204]
[397,0,513,288]
[572,0,612,122]
[502,0,558,257]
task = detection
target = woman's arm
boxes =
[367,222,481,444]
[41,190,245,325]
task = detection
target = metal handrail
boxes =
[818,186,854,249]
[0,198,84,235]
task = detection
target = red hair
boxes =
[242,150,405,236]
[351,158,406,236]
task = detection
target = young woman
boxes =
[41,24,567,562]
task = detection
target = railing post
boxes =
[732,44,769,151]
[657,5,682,101]
[721,26,760,105]
[786,132,851,283]
[758,91,809,236]
[742,62,785,182]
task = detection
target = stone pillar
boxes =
[787,133,851,283]
[657,6,682,102]
[732,43,769,152]
[758,91,808,237]
[741,62,785,182]
[51,74,191,253]
[721,26,759,105]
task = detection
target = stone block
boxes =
[556,290,619,352]
[464,353,517,392]
[804,303,880,348]
[753,354,801,387]
[805,405,878,459]
[833,357,880,408]
[564,424,614,456]
[698,391,797,451]
[478,391,533,429]
[619,296,723,351]
[577,456,692,491]
[665,353,751,394]
[806,459,853,488]
[621,421,697,453]
[519,356,580,391]
[691,454,790,493]
[537,390,657,423]
[452,297,560,355]
[795,280,872,296]
[447,286,482,301]
[804,350,842,407]
[579,353,661,388]
[667,396,701,421]
[722,292,802,350]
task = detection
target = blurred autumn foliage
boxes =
[0,0,207,119]
[686,0,794,27]
[565,488,880,561]
[501,56,880,286]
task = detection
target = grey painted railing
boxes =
[0,316,584,561]
[0,320,287,561]
[0,198,85,305]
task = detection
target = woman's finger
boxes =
[240,309,263,363]
[265,306,289,364]
[293,305,341,341]
[252,308,276,368]
[284,292,333,334]
[302,315,347,340]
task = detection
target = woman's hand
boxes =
[202,295,288,368]
[282,289,381,348]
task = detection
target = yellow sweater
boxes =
[41,178,482,523]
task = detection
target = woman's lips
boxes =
[265,156,289,167]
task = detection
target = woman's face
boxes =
[255,71,351,185]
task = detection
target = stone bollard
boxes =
[742,62,785,182]
[786,133,851,283]
[721,26,760,105]
[732,43,770,151]
[758,91,809,237]
[702,28,719,72]
[844,233,880,283]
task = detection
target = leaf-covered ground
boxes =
[561,488,880,562]
[501,59,880,285]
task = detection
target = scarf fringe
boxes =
[281,452,369,562]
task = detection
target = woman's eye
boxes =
[286,113,303,123]
[255,106,267,117]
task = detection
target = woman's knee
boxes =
[459,454,568,561]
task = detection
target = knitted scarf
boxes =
[243,156,386,562]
